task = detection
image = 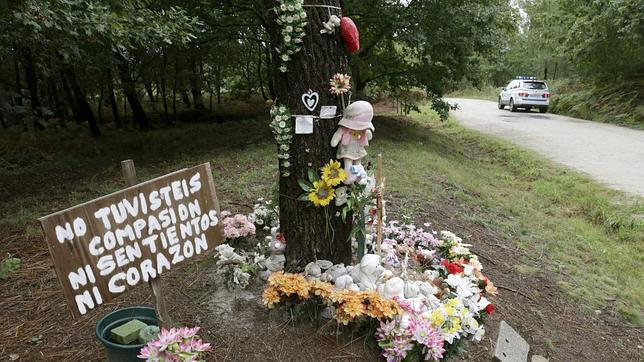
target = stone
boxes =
[110,319,148,345]
[494,321,529,362]
[531,355,549,362]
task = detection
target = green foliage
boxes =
[0,256,21,278]
[345,0,516,111]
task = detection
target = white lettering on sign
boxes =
[39,164,224,318]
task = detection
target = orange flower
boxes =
[262,286,281,308]
[309,280,334,303]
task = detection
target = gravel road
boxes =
[447,98,644,196]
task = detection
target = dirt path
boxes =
[447,98,644,196]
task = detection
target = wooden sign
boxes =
[39,163,225,318]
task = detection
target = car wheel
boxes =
[539,107,548,113]
[509,98,517,112]
[498,97,504,109]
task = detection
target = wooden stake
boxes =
[376,154,384,256]
[121,160,171,328]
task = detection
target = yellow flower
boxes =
[308,180,335,207]
[321,160,347,186]
[430,309,446,328]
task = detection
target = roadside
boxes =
[1,105,642,360]
[448,80,644,130]
[446,97,644,196]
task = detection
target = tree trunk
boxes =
[160,52,170,124]
[115,52,149,130]
[47,77,64,117]
[13,51,23,106]
[97,73,104,123]
[267,0,352,270]
[106,67,122,127]
[62,66,100,136]
[189,52,205,109]
[215,64,222,105]
[144,78,156,111]
[23,50,42,130]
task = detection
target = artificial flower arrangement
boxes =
[297,159,379,257]
[261,217,496,362]
[329,73,352,109]
[220,211,256,241]
[138,327,211,362]
[269,103,294,177]
[273,0,307,73]
[247,197,279,229]
[262,271,400,326]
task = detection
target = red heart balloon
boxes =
[340,17,360,54]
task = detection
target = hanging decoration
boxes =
[320,14,341,34]
[301,89,320,111]
[329,73,352,110]
[330,100,374,184]
[274,0,308,73]
[269,103,294,177]
[295,115,314,134]
[340,17,360,54]
[320,106,337,119]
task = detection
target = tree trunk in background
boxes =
[189,53,205,109]
[257,43,268,100]
[215,64,222,105]
[349,57,367,99]
[62,66,100,136]
[47,77,64,117]
[115,52,149,130]
[106,67,122,127]
[97,73,104,123]
[23,51,41,128]
[266,0,352,269]
[144,78,156,111]
[160,53,170,124]
[13,51,23,106]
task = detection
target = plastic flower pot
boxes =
[95,306,158,362]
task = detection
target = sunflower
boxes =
[321,160,347,186]
[308,180,335,206]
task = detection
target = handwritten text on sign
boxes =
[39,163,224,318]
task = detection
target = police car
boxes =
[498,76,550,113]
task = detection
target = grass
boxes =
[399,105,643,324]
[1,102,642,325]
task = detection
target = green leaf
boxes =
[307,168,319,183]
[297,179,312,192]
[297,193,310,201]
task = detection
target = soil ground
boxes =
[1,106,642,361]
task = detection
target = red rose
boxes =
[441,259,464,274]
[485,304,495,314]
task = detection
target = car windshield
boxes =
[523,82,547,90]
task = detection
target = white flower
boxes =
[283,161,290,167]
[279,121,286,128]
[284,35,291,43]
[281,54,290,61]
[279,106,286,112]
[287,5,294,11]
[280,4,287,11]
[285,25,293,33]
[446,274,476,299]
[286,16,293,23]
[279,66,287,73]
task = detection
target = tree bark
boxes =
[13,51,23,106]
[160,52,170,124]
[189,52,205,109]
[106,67,122,127]
[23,50,42,130]
[115,52,149,130]
[267,0,352,270]
[62,66,100,136]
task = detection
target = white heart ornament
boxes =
[301,89,319,112]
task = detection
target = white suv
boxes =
[498,77,550,113]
